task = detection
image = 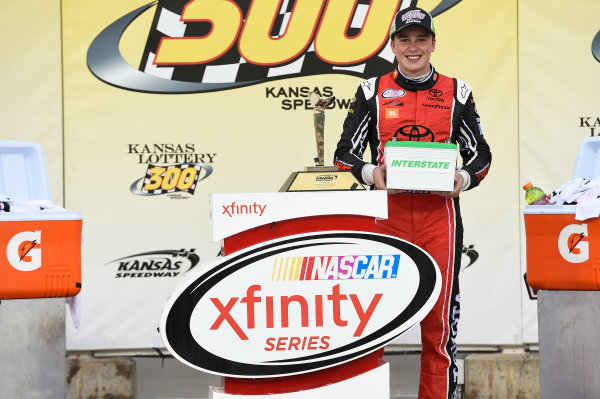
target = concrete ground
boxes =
[71,350,543,398]
[135,353,422,399]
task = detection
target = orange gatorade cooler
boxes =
[524,205,600,290]
[0,211,82,299]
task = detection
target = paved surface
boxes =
[136,353,421,399]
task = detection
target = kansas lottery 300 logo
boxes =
[130,163,212,197]
[128,143,214,197]
[87,0,463,94]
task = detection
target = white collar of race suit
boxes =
[396,65,433,83]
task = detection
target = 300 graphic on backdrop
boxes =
[87,0,467,93]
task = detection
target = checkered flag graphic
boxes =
[139,0,397,84]
[141,163,203,195]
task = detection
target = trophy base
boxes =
[279,167,365,192]
[304,165,339,172]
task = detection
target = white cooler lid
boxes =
[0,211,82,221]
[0,141,50,200]
[523,205,576,214]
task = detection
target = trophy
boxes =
[279,92,365,192]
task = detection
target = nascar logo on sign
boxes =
[160,231,440,377]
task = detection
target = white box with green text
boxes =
[384,141,458,191]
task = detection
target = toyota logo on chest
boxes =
[394,125,435,141]
[428,89,443,97]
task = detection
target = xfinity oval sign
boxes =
[160,231,440,377]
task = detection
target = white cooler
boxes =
[0,141,82,299]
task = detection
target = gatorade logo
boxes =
[7,231,42,272]
[558,224,589,263]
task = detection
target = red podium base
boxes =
[223,214,376,256]
[222,214,383,395]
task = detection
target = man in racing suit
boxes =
[334,7,491,399]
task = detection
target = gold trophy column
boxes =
[279,92,365,192]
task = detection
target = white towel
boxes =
[549,177,591,205]
[575,184,600,220]
[0,195,65,212]
[66,293,82,329]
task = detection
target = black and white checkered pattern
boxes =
[139,0,398,83]
[141,163,203,195]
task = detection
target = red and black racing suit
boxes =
[334,66,491,399]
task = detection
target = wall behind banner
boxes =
[0,2,67,397]
[0,0,63,204]
[519,0,600,342]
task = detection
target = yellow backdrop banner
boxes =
[0,0,63,205]
[62,0,520,350]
